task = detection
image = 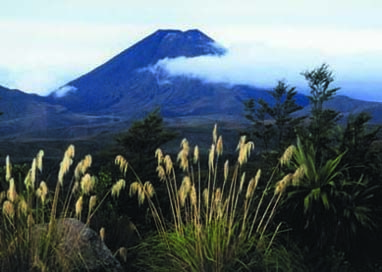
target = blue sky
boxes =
[1,0,381,101]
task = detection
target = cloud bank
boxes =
[150,42,382,101]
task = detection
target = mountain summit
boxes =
[48,29,225,112]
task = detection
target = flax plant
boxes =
[133,124,291,272]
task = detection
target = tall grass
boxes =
[129,125,300,271]
[0,145,125,271]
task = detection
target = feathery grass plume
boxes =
[164,155,173,174]
[99,227,105,242]
[129,181,140,198]
[81,173,95,195]
[30,158,37,189]
[7,178,17,202]
[3,200,15,218]
[246,169,261,199]
[18,198,28,216]
[137,184,146,206]
[155,148,163,165]
[193,145,199,164]
[237,136,255,166]
[203,188,209,208]
[143,181,155,199]
[0,191,6,203]
[65,144,75,158]
[224,160,229,181]
[292,164,306,186]
[179,176,191,207]
[36,149,44,172]
[156,165,166,182]
[239,172,246,194]
[177,139,190,172]
[274,173,293,195]
[112,179,126,198]
[27,213,35,227]
[214,188,222,206]
[75,196,83,218]
[58,145,75,186]
[74,154,92,181]
[24,170,32,190]
[208,144,215,173]
[115,155,128,176]
[216,135,223,156]
[213,123,218,144]
[280,145,296,166]
[36,181,48,204]
[5,155,12,182]
[117,247,128,262]
[89,195,97,212]
[189,184,197,208]
[72,181,80,194]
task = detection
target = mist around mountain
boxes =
[0,29,382,150]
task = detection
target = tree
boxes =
[243,81,303,152]
[243,98,274,151]
[266,81,304,150]
[301,64,341,160]
[116,108,177,166]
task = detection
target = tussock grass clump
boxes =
[129,125,300,272]
[0,146,126,271]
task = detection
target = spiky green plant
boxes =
[281,137,379,252]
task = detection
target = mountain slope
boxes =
[48,29,226,113]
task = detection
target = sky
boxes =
[1,0,382,101]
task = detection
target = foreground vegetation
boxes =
[0,64,382,271]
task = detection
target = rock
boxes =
[32,218,123,272]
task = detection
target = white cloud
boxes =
[150,41,382,100]
[52,85,77,98]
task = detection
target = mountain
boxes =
[1,29,382,151]
[47,29,227,113]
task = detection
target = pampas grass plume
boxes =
[216,136,223,156]
[5,155,12,182]
[81,174,95,195]
[115,155,128,175]
[275,173,293,195]
[208,144,215,172]
[7,178,17,203]
[3,200,14,218]
[112,179,126,198]
[100,227,105,242]
[177,139,189,172]
[75,196,83,218]
[89,195,97,212]
[58,145,75,186]
[18,198,28,216]
[164,155,173,174]
[36,150,44,172]
[203,188,209,208]
[213,123,218,144]
[27,213,35,227]
[193,145,199,164]
[155,148,163,165]
[224,160,229,181]
[143,181,155,199]
[280,145,296,166]
[38,181,48,204]
[246,169,261,199]
[156,165,166,182]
